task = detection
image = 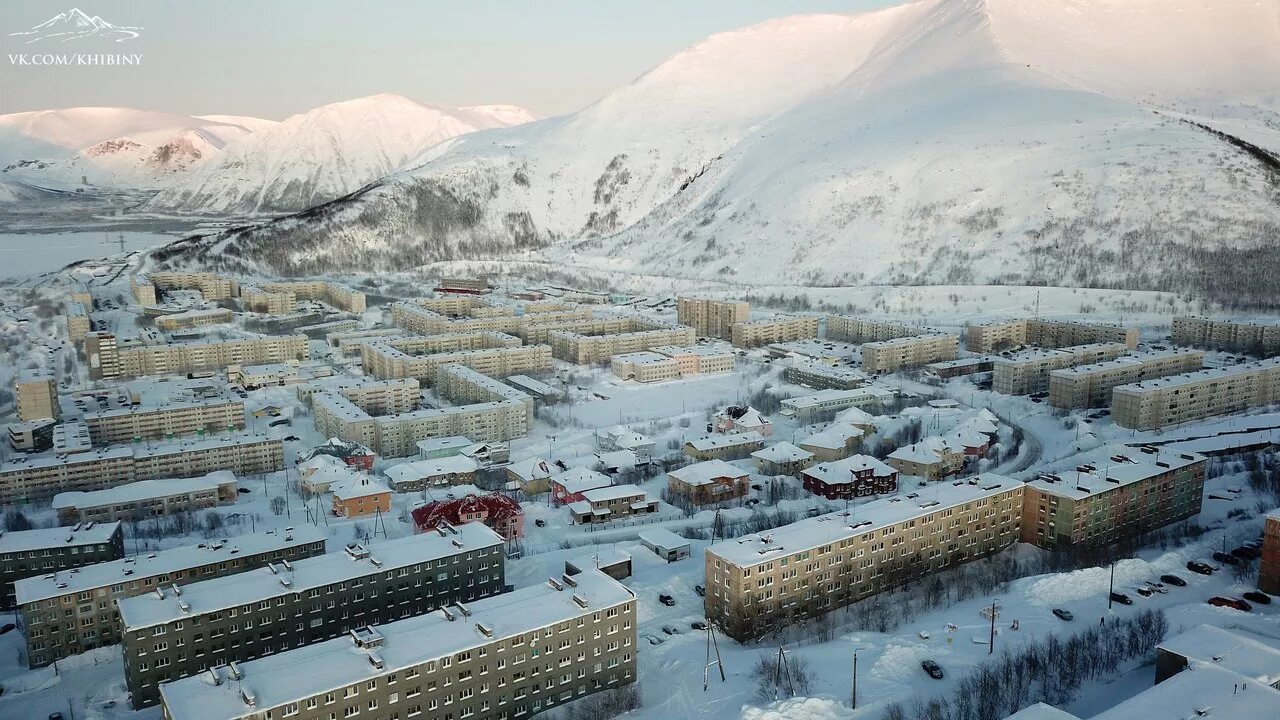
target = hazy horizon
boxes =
[0,0,897,120]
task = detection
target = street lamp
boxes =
[851,646,867,709]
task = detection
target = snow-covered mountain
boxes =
[0,107,262,191]
[171,0,1280,303]
[145,94,538,215]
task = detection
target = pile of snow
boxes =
[741,698,855,720]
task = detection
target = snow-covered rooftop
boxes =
[158,569,633,720]
[416,435,474,454]
[781,387,892,410]
[1157,624,1280,686]
[1029,444,1206,500]
[0,521,121,554]
[709,474,1020,566]
[14,527,324,606]
[118,524,502,630]
[385,456,479,487]
[1114,356,1280,393]
[1004,703,1079,720]
[552,466,612,494]
[330,475,391,501]
[802,455,896,484]
[1091,662,1280,720]
[51,471,235,510]
[751,441,814,464]
[507,455,552,481]
[686,432,764,451]
[670,458,750,486]
[581,483,648,503]
[798,424,865,450]
[638,527,691,550]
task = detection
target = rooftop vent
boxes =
[281,559,293,571]
[561,574,578,588]
[572,594,589,609]
[178,599,190,613]
[228,661,243,680]
[240,686,256,708]
[440,607,456,622]
[279,577,292,589]
[267,563,279,574]
[547,577,564,591]
[344,543,370,560]
[350,626,385,648]
[451,539,464,549]
[155,587,165,600]
[476,622,494,637]
[206,667,222,686]
[455,602,472,617]
[367,651,385,670]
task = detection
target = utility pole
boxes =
[988,601,997,655]
[702,620,725,691]
[1108,560,1116,609]
[851,649,859,709]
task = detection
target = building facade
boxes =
[1261,510,1280,595]
[966,319,1139,353]
[677,297,749,340]
[1172,316,1280,356]
[730,316,820,349]
[81,396,246,444]
[779,387,892,425]
[1111,357,1280,430]
[0,522,123,610]
[800,455,898,499]
[825,316,923,344]
[991,343,1129,395]
[1047,349,1205,409]
[51,472,237,524]
[667,459,750,505]
[15,371,58,422]
[860,334,959,374]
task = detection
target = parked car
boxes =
[1231,546,1260,560]
[1208,596,1252,612]
[1160,574,1187,587]
[921,660,945,680]
[691,621,708,631]
[694,585,705,597]
[237,487,252,494]
[1133,586,1153,598]
[751,484,763,491]
[659,594,675,607]
[1052,608,1074,621]
[1212,551,1240,566]
[1185,561,1214,575]
[1242,591,1272,605]
[534,519,546,528]
[1109,592,1133,606]
[0,623,15,635]
[269,418,291,427]
[49,713,64,720]
[1144,582,1168,594]
[643,634,665,645]
[745,498,761,507]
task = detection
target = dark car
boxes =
[1160,574,1187,587]
[269,418,291,427]
[659,594,675,607]
[751,484,763,491]
[534,519,546,528]
[237,487,252,494]
[1109,592,1133,606]
[1212,551,1240,566]
[1052,608,1074,621]
[691,621,708,631]
[1133,586,1153,598]
[1186,561,1214,576]
[694,585,705,597]
[921,660,944,680]
[1242,591,1273,605]
[1232,546,1260,560]
[1208,596,1252,612]
[0,623,15,635]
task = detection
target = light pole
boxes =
[1107,559,1116,609]
[851,646,866,709]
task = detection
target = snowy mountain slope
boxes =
[163,0,1280,303]
[195,115,280,135]
[0,107,253,164]
[144,94,538,215]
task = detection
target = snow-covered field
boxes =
[0,231,174,279]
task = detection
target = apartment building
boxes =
[65,300,90,342]
[331,475,393,518]
[610,351,680,383]
[1261,509,1280,595]
[148,272,237,301]
[362,336,545,384]
[120,525,506,707]
[0,522,123,610]
[51,471,238,525]
[158,568,637,720]
[567,484,659,524]
[886,436,967,480]
[677,297,750,340]
[313,390,531,458]
[730,315,820,349]
[155,308,234,332]
[1111,357,1280,430]
[800,455,897,499]
[0,434,284,504]
[15,371,58,422]
[966,319,1139,353]
[297,376,419,417]
[385,456,480,491]
[15,528,325,668]
[1172,316,1280,356]
[779,387,894,425]
[825,316,923,344]
[239,284,297,315]
[667,459,751,505]
[326,328,406,355]
[704,474,1025,640]
[683,432,765,461]
[991,343,1129,395]
[751,442,816,477]
[436,365,535,423]
[81,395,245,444]
[131,275,158,305]
[227,362,300,389]
[390,301,577,337]
[7,418,56,453]
[87,333,308,380]
[1048,349,1205,409]
[259,280,366,313]
[1020,446,1206,550]
[797,424,866,463]
[548,319,695,364]
[861,333,959,374]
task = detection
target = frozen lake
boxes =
[0,231,174,278]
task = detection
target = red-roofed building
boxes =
[411,492,525,541]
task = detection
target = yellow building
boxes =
[1112,357,1280,430]
[730,316,820,348]
[677,297,749,340]
[860,333,958,374]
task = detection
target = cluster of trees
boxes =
[881,609,1169,720]
[543,685,640,720]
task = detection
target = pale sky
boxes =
[0,0,899,120]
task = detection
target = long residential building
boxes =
[1111,357,1280,430]
[785,361,868,390]
[158,568,637,720]
[991,343,1129,395]
[731,315,820,348]
[825,316,925,344]
[966,319,1139,353]
[548,319,695,364]
[1020,446,1206,550]
[148,272,238,301]
[704,474,1025,640]
[120,524,506,707]
[1171,316,1280,356]
[1047,349,1205,409]
[259,280,367,313]
[239,284,297,314]
[155,308,235,332]
[861,333,959,374]
[15,527,325,669]
[392,301,593,337]
[0,522,124,610]
[678,297,749,340]
[85,332,308,380]
[81,395,246,444]
[65,300,90,342]
[51,471,238,525]
[361,333,543,383]
[15,371,58,422]
[0,434,284,504]
[130,275,158,305]
[779,387,894,425]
